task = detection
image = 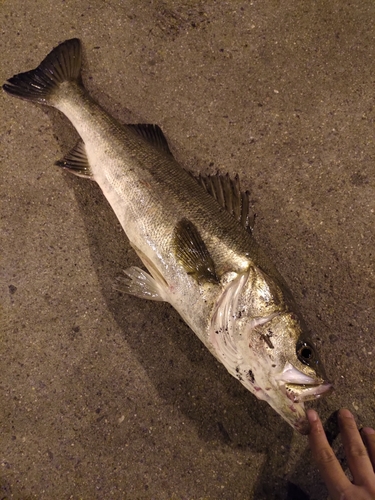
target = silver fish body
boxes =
[3,39,332,434]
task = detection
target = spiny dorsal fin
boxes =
[173,218,218,284]
[128,124,172,155]
[55,139,93,179]
[198,172,255,233]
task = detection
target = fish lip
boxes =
[276,362,320,385]
[285,381,333,403]
[283,382,333,434]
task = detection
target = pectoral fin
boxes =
[114,266,165,301]
[172,218,218,284]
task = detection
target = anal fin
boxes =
[55,139,94,179]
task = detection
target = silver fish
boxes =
[3,39,332,434]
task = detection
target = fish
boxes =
[3,38,332,434]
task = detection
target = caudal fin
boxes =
[2,38,82,105]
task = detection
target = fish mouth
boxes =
[268,362,333,433]
[274,363,332,434]
[285,381,333,403]
[276,362,333,403]
[281,383,333,435]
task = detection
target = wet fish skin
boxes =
[3,39,332,434]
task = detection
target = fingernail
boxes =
[362,427,375,435]
[307,409,318,422]
[339,408,353,419]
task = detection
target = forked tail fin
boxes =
[2,38,82,105]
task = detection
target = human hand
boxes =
[307,408,375,500]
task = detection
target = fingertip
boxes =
[307,409,319,423]
[338,408,353,419]
[307,409,324,437]
[362,427,375,435]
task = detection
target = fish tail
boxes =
[2,38,82,105]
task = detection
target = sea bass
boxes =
[3,39,332,434]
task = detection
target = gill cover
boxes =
[209,267,331,434]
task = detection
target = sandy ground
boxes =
[1,1,374,499]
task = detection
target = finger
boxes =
[307,409,351,497]
[338,409,374,485]
[361,427,375,472]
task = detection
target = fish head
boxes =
[244,311,332,434]
[211,268,332,434]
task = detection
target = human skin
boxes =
[307,408,375,500]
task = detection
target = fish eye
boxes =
[296,340,315,365]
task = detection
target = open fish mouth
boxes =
[275,361,332,404]
[285,381,333,403]
[279,382,332,434]
[266,381,332,435]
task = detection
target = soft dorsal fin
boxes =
[198,172,255,233]
[128,124,172,155]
